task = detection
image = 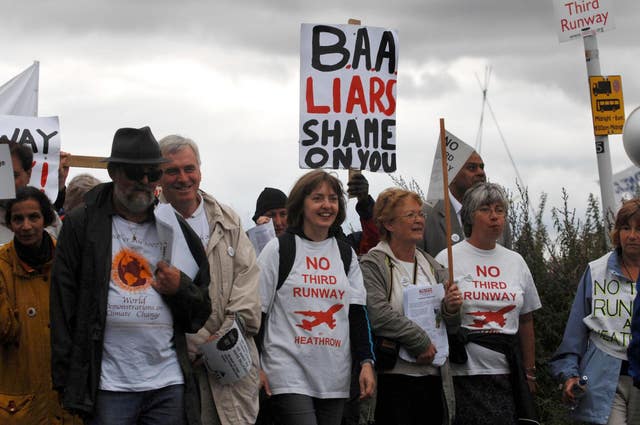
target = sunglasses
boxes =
[121,164,163,182]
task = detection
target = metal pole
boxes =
[583,32,616,236]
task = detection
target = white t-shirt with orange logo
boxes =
[99,216,184,391]
[258,235,366,398]
[436,240,541,376]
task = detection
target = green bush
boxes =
[509,188,608,425]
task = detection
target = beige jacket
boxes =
[182,191,261,425]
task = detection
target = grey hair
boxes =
[63,173,102,213]
[460,182,509,237]
[158,134,201,165]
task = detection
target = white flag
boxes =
[0,62,39,116]
[426,130,475,204]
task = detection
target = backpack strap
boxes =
[336,238,353,278]
[277,232,296,291]
[277,233,353,291]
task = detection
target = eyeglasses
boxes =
[476,206,506,216]
[395,211,425,221]
[121,164,163,182]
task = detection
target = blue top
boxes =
[549,251,626,425]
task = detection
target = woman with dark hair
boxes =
[0,186,81,424]
[359,187,461,425]
[551,199,640,424]
[257,170,375,425]
[435,182,541,425]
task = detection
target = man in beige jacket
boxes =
[158,134,261,425]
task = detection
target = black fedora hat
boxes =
[101,126,169,164]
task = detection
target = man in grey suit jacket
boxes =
[420,151,511,257]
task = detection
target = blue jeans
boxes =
[87,384,186,425]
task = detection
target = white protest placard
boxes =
[400,284,448,367]
[200,320,253,385]
[553,0,614,42]
[611,165,640,203]
[0,115,60,201]
[246,221,276,256]
[299,23,398,172]
[426,130,475,204]
[154,203,199,280]
[0,144,16,199]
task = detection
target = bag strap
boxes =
[336,237,353,278]
[277,232,296,291]
[384,254,394,302]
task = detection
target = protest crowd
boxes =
[2,20,640,425]
[2,124,640,425]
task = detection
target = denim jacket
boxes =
[549,251,629,424]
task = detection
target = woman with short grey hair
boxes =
[435,182,541,425]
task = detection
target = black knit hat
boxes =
[252,187,287,222]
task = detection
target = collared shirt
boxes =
[449,188,462,226]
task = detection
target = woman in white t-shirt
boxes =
[257,170,375,425]
[435,182,541,425]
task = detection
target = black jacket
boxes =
[50,183,211,424]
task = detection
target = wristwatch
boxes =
[360,359,375,368]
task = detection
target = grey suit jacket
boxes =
[419,199,512,258]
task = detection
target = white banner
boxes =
[426,130,475,204]
[0,62,38,116]
[0,115,60,201]
[299,23,398,172]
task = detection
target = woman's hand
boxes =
[359,362,376,400]
[562,376,581,404]
[416,343,437,365]
[259,369,272,396]
[444,282,463,314]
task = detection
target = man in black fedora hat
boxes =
[51,126,212,425]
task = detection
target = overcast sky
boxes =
[2,0,638,231]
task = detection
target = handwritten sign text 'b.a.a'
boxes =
[299,24,398,172]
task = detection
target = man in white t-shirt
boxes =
[158,134,261,425]
[51,127,211,425]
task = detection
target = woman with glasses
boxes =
[360,188,462,425]
[434,182,541,425]
[550,199,640,424]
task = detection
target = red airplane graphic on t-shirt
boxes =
[294,304,344,331]
[467,305,516,328]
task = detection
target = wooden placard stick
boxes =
[439,118,454,287]
[346,18,362,198]
[69,155,107,169]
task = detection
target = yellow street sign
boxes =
[589,75,624,136]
